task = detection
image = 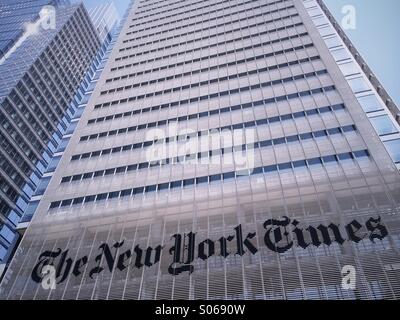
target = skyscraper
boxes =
[0,2,102,264]
[13,1,120,230]
[1,0,399,300]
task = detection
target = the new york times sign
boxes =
[32,216,388,284]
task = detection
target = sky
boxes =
[324,0,400,105]
[81,0,400,105]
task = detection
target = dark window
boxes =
[72,175,82,181]
[170,181,182,189]
[327,128,341,135]
[260,140,272,147]
[158,183,169,191]
[109,192,120,199]
[264,165,277,172]
[121,189,132,197]
[145,185,157,192]
[322,155,337,163]
[251,167,263,175]
[223,172,236,180]
[116,167,126,174]
[210,174,221,182]
[300,133,313,140]
[49,201,61,209]
[97,193,108,201]
[85,195,96,203]
[183,179,195,187]
[127,164,138,171]
[105,169,115,175]
[278,163,292,171]
[313,130,327,138]
[293,160,307,168]
[307,158,322,166]
[338,153,353,160]
[133,187,144,195]
[138,163,148,169]
[286,136,299,143]
[73,197,84,205]
[83,173,93,179]
[353,150,369,158]
[61,199,72,207]
[61,177,71,183]
[196,176,208,185]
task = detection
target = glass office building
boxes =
[14,2,120,231]
[0,2,102,264]
[1,0,400,299]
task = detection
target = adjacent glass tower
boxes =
[1,0,400,300]
[0,2,102,264]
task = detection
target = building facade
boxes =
[15,1,120,231]
[0,3,102,263]
[1,0,400,300]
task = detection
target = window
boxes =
[47,156,62,172]
[210,174,222,182]
[121,189,132,197]
[384,139,400,163]
[278,163,292,171]
[97,193,108,201]
[73,198,84,205]
[34,177,51,196]
[339,62,359,76]
[196,176,208,185]
[348,77,370,93]
[158,183,169,191]
[223,172,235,180]
[330,48,349,61]
[323,155,337,163]
[264,165,277,172]
[325,36,341,49]
[0,225,15,244]
[170,181,182,189]
[0,244,7,261]
[370,115,398,136]
[357,95,384,113]
[145,185,157,192]
[338,153,353,160]
[182,178,194,187]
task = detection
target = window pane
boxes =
[331,48,350,61]
[348,77,370,93]
[370,115,398,136]
[325,36,341,49]
[384,139,400,163]
[339,62,359,76]
[357,94,384,113]
[0,244,7,261]
[318,25,335,37]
